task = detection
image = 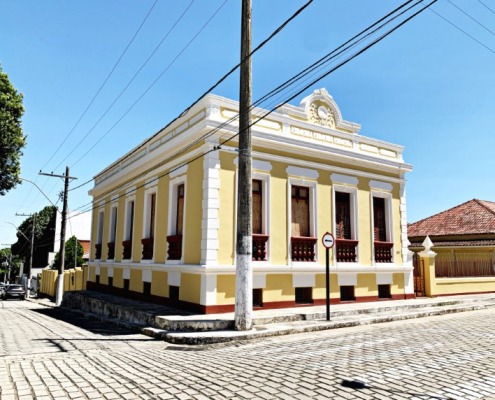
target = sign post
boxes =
[322,232,335,321]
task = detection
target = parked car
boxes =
[1,284,26,300]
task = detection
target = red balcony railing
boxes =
[291,237,317,262]
[141,238,154,260]
[336,239,358,262]
[374,241,393,263]
[252,234,269,261]
[122,240,132,260]
[107,242,115,259]
[167,235,183,260]
[95,243,102,259]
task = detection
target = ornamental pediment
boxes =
[279,88,361,134]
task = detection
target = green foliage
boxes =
[0,248,21,283]
[11,206,57,269]
[0,65,26,195]
[53,236,84,270]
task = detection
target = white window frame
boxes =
[142,187,157,240]
[333,185,358,240]
[288,178,318,266]
[371,190,394,263]
[124,197,135,242]
[97,210,104,245]
[108,205,118,244]
[332,185,359,265]
[252,172,270,263]
[167,175,187,264]
[106,204,118,260]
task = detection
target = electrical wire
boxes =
[62,0,227,171]
[71,0,435,218]
[52,0,199,172]
[41,0,160,171]
[447,0,495,37]
[67,0,313,192]
[477,0,495,15]
[429,8,495,54]
[20,1,159,215]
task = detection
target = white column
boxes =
[200,149,220,266]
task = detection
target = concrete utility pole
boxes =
[235,0,253,331]
[40,166,77,306]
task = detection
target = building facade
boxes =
[88,88,413,313]
[408,199,495,296]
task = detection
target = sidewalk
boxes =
[33,291,495,346]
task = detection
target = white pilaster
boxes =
[201,149,221,265]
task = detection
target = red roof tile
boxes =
[80,240,91,258]
[408,199,495,237]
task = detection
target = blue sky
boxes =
[1,0,494,247]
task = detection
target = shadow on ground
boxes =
[32,307,140,336]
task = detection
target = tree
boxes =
[0,65,26,195]
[53,236,84,270]
[11,206,57,271]
[0,248,21,283]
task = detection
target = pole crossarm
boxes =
[39,171,78,180]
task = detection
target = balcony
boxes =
[291,236,317,262]
[336,239,358,262]
[141,238,154,260]
[95,243,102,260]
[107,242,115,260]
[252,234,269,261]
[122,240,132,260]
[374,241,393,263]
[167,235,183,260]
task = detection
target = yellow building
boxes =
[88,88,413,313]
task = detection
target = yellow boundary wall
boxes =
[39,266,88,298]
[419,250,495,296]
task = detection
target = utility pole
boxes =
[235,0,253,331]
[15,212,36,298]
[40,166,77,306]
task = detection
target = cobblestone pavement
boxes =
[1,299,495,400]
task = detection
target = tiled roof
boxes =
[408,199,495,237]
[80,240,91,259]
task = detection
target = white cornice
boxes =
[220,146,407,184]
[92,90,410,192]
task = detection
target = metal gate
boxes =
[413,252,425,297]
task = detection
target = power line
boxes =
[65,0,313,193]
[41,0,159,171]
[447,0,495,37]
[71,0,427,212]
[52,0,199,172]
[71,0,434,218]
[429,8,495,54]
[21,1,159,214]
[57,0,227,171]
[477,0,495,15]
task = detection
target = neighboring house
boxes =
[80,240,90,263]
[48,211,91,267]
[408,199,495,280]
[88,88,413,313]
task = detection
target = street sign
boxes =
[322,232,335,249]
[322,232,335,321]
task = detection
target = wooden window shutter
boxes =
[291,186,310,237]
[252,179,262,234]
[373,197,386,242]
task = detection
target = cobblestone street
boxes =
[1,299,495,400]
